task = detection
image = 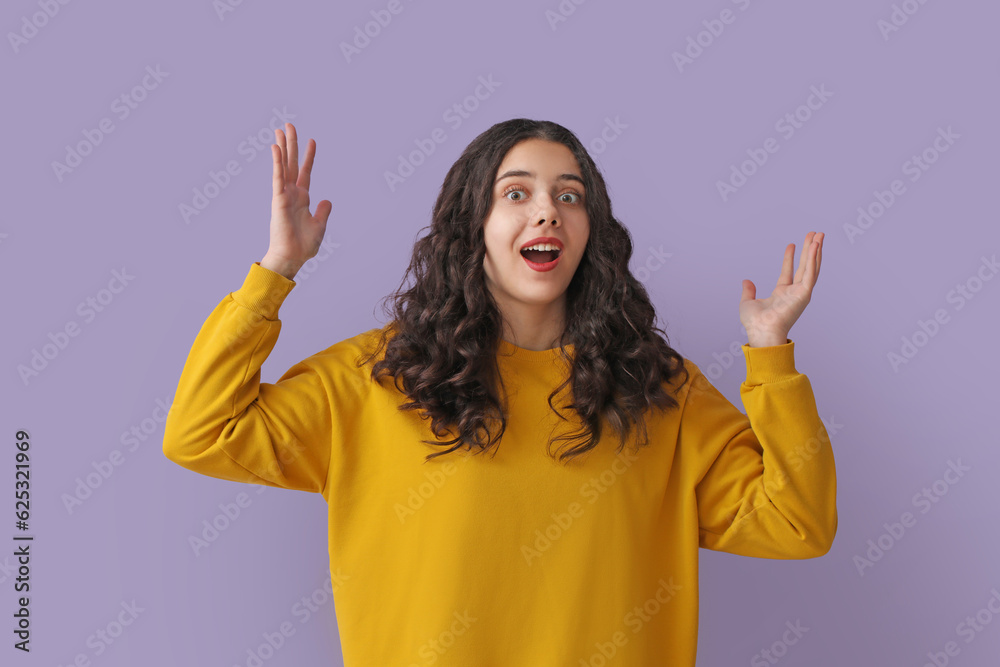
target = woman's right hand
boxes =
[260,122,332,281]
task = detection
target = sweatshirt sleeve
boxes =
[686,340,838,559]
[162,262,335,495]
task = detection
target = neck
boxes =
[498,298,567,352]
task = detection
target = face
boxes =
[482,138,590,315]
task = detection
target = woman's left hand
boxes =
[739,231,824,347]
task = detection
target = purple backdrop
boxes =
[4,0,999,665]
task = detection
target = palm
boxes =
[739,232,824,341]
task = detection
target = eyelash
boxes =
[501,184,583,204]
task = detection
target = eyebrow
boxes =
[494,169,585,188]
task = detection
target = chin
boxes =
[515,286,567,303]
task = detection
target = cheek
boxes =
[483,248,510,277]
[481,245,500,274]
[484,231,514,262]
[482,246,517,286]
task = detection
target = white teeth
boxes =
[522,243,561,252]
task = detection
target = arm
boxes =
[162,262,334,494]
[689,340,838,559]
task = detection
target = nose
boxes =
[532,192,560,226]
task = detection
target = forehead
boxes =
[497,139,580,171]
[494,139,584,186]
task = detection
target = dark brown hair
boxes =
[358,118,689,463]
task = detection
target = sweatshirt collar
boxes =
[496,338,575,365]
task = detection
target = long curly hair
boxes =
[357,118,690,464]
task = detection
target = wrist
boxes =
[260,253,301,281]
[745,331,788,348]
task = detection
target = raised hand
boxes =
[738,231,824,347]
[260,123,333,281]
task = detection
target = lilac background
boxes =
[3,0,999,665]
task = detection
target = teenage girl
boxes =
[164,120,833,667]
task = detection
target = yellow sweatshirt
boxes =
[163,261,837,667]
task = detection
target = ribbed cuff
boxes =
[230,262,296,320]
[741,339,798,385]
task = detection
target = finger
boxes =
[777,243,794,286]
[275,128,287,184]
[814,232,823,282]
[286,123,299,185]
[794,231,814,284]
[803,238,818,289]
[299,138,316,191]
[271,144,285,199]
[316,199,333,226]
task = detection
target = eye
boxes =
[501,185,583,204]
[503,186,526,201]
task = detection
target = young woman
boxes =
[163,120,834,666]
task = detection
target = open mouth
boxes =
[520,248,561,263]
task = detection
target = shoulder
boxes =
[340,325,403,381]
[661,355,721,414]
[666,355,705,394]
[320,326,390,366]
[290,326,391,389]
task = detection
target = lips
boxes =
[521,251,561,272]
